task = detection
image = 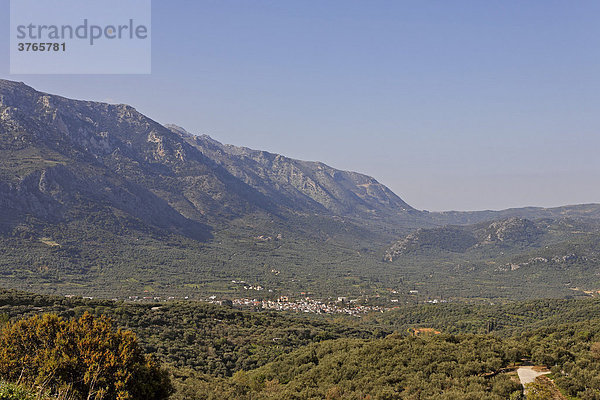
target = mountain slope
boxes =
[0,80,418,238]
[167,124,414,218]
[428,204,600,225]
[0,80,418,299]
[0,80,289,240]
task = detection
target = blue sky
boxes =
[1,0,599,211]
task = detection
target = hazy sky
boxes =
[1,1,599,211]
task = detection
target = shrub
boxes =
[0,313,172,400]
[0,382,36,400]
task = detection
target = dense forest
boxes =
[1,290,600,399]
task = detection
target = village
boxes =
[225,296,388,315]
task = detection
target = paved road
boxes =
[517,366,550,385]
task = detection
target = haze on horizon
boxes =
[1,0,598,211]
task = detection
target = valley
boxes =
[2,80,600,305]
[2,1,599,398]
[1,80,600,399]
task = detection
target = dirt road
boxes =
[517,366,551,385]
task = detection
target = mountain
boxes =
[0,80,278,240]
[0,79,421,299]
[428,203,600,225]
[380,215,600,301]
[3,79,600,302]
[0,80,417,238]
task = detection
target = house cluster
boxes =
[229,296,387,315]
[126,295,180,302]
[231,280,272,292]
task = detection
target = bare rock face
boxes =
[0,80,417,242]
[0,80,264,240]
[166,124,414,217]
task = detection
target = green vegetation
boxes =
[6,71,600,399]
[0,290,377,377]
[3,80,600,304]
[362,297,600,336]
[2,290,600,398]
[0,382,38,400]
[525,376,566,400]
[191,334,524,400]
[0,148,67,183]
[4,213,600,304]
[180,319,600,399]
[0,312,172,400]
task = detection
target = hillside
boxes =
[385,217,544,259]
[382,216,600,301]
[0,80,275,237]
[0,79,418,233]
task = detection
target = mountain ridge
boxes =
[2,79,598,227]
[166,124,415,217]
[0,79,419,235]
